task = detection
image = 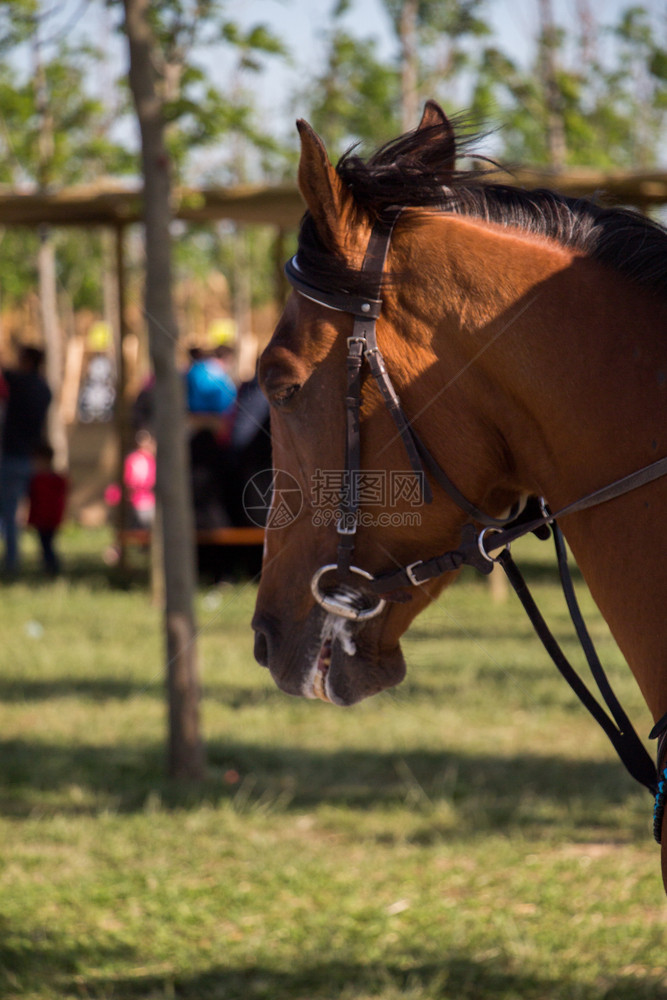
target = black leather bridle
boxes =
[285,208,667,837]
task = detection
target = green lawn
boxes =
[0,525,665,999]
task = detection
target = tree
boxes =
[0,6,136,467]
[383,0,491,123]
[303,1,494,158]
[0,9,135,297]
[471,3,667,170]
[609,5,667,169]
[296,2,400,161]
[122,0,205,781]
[119,0,288,779]
[537,0,566,168]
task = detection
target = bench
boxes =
[118,526,265,547]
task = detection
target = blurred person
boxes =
[27,442,68,576]
[0,346,52,574]
[0,370,8,432]
[185,345,237,428]
[104,430,156,530]
[123,430,156,528]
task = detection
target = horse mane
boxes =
[296,116,667,299]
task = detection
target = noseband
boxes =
[284,208,667,835]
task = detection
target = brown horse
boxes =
[252,102,667,883]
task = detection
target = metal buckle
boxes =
[477,527,508,563]
[346,335,366,350]
[405,560,425,586]
[337,514,358,535]
[539,496,554,522]
[310,564,387,622]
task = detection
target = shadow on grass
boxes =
[0,917,134,995]
[67,955,667,1000]
[0,677,163,702]
[4,543,261,592]
[0,734,650,837]
[0,557,150,592]
[0,677,285,707]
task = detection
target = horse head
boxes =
[251,102,522,705]
[249,99,667,887]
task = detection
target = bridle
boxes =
[284,208,667,837]
[286,210,525,617]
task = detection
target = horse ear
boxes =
[296,119,351,250]
[418,100,449,130]
[417,100,455,172]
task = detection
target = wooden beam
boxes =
[0,181,305,228]
[2,167,667,231]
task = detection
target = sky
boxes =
[65,0,664,105]
[22,0,667,172]
[191,0,661,164]
[209,0,664,137]
[233,0,652,62]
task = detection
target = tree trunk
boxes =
[538,0,567,169]
[37,229,68,471]
[575,0,597,66]
[122,0,205,781]
[399,0,419,133]
[33,34,67,471]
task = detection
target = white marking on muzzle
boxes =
[303,613,357,701]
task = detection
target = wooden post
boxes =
[37,226,68,471]
[114,223,132,572]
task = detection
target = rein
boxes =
[285,210,667,838]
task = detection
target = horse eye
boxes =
[271,383,301,408]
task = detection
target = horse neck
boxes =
[397,214,667,722]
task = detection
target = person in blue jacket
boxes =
[185,345,236,416]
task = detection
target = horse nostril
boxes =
[253,628,269,667]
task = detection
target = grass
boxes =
[0,524,665,999]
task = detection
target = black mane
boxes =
[296,117,667,299]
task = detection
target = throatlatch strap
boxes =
[481,454,667,551]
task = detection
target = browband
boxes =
[284,256,383,318]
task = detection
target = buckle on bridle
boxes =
[539,496,554,522]
[337,514,358,535]
[477,527,509,563]
[405,560,426,586]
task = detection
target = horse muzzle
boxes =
[251,606,406,705]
